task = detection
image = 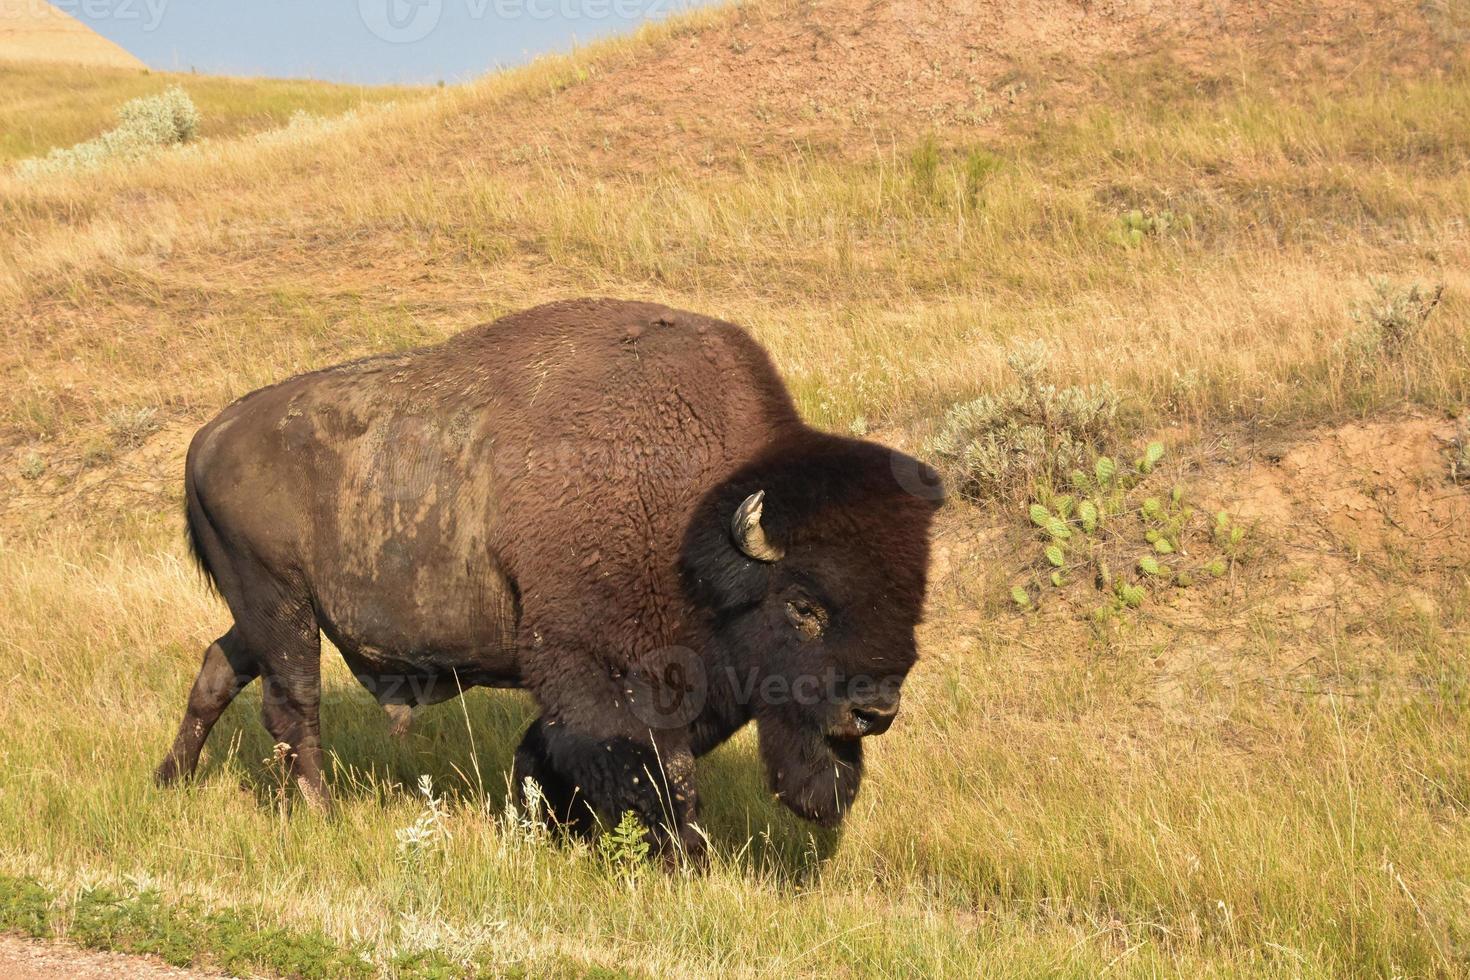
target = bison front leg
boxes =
[513,717,706,865]
[511,716,598,837]
[657,739,706,866]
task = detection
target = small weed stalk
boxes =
[396,775,453,869]
[395,775,453,913]
[908,136,941,205]
[501,776,550,844]
[263,742,294,827]
[1449,413,1470,485]
[598,810,651,888]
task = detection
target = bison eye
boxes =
[784,598,828,639]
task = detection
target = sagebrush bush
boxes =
[1347,278,1443,358]
[924,342,1118,501]
[118,86,200,144]
[16,87,200,179]
[1451,412,1470,484]
[104,406,160,449]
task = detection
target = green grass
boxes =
[0,62,426,163]
[0,874,379,977]
[0,535,1465,976]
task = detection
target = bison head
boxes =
[682,436,942,827]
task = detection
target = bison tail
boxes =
[182,453,222,597]
[183,504,219,596]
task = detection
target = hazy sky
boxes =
[58,0,714,84]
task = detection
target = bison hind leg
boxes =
[256,634,330,814]
[155,626,259,786]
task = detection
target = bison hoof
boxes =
[153,758,185,787]
[652,822,710,872]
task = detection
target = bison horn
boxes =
[731,490,784,562]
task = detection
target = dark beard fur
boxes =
[756,706,864,827]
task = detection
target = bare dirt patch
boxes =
[0,419,191,535]
[1208,412,1470,622]
[462,0,1461,175]
[1270,414,1470,572]
[1135,412,1470,709]
[924,411,1470,721]
[0,934,221,979]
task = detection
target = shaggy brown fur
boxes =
[155,298,940,857]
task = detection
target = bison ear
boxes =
[731,490,784,562]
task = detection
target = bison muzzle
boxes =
[155,298,942,859]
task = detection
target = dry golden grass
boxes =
[0,0,1467,975]
[2,40,1466,452]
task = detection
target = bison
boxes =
[155,298,941,857]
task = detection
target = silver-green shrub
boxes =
[117,85,200,144]
[925,342,1118,501]
[16,86,200,179]
[1347,278,1443,358]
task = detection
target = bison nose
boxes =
[850,702,898,737]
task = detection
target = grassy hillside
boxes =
[0,62,426,163]
[0,1,1467,976]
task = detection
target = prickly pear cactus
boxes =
[1014,440,1245,617]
